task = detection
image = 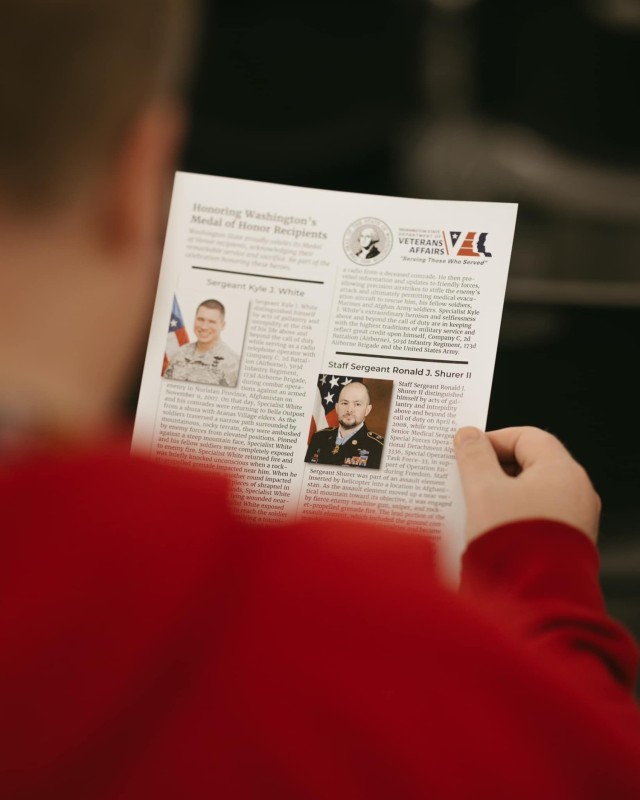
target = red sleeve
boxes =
[460,519,639,695]
[3,456,640,799]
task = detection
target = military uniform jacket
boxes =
[165,341,240,387]
[305,423,384,468]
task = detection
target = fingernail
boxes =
[454,427,482,448]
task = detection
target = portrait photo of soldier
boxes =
[164,298,241,387]
[305,376,392,469]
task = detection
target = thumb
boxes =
[454,427,506,545]
[454,427,503,493]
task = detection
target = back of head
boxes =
[0,0,198,214]
[0,0,200,443]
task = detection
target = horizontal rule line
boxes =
[335,351,469,365]
[192,266,324,284]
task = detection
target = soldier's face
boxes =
[194,306,225,347]
[336,383,372,430]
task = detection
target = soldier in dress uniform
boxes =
[305,381,384,468]
[165,299,240,386]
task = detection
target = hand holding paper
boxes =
[454,426,601,545]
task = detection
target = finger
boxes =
[454,427,504,489]
[500,461,521,477]
[485,427,572,472]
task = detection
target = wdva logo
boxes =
[447,231,492,258]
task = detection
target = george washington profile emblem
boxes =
[343,217,392,265]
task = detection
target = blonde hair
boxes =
[0,0,198,211]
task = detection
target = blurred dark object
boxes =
[477,0,640,167]
[183,0,426,193]
[402,0,640,304]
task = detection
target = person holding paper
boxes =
[1,1,640,798]
[305,381,385,468]
[164,299,240,386]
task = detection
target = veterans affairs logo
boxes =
[446,231,492,258]
[344,217,392,265]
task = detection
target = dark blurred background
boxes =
[177,0,640,640]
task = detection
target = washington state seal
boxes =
[343,217,392,265]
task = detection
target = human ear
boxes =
[97,100,185,260]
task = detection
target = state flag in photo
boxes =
[162,295,189,375]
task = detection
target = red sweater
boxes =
[1,449,639,799]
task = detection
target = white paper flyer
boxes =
[133,172,517,576]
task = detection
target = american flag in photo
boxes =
[307,374,364,444]
[162,295,189,375]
